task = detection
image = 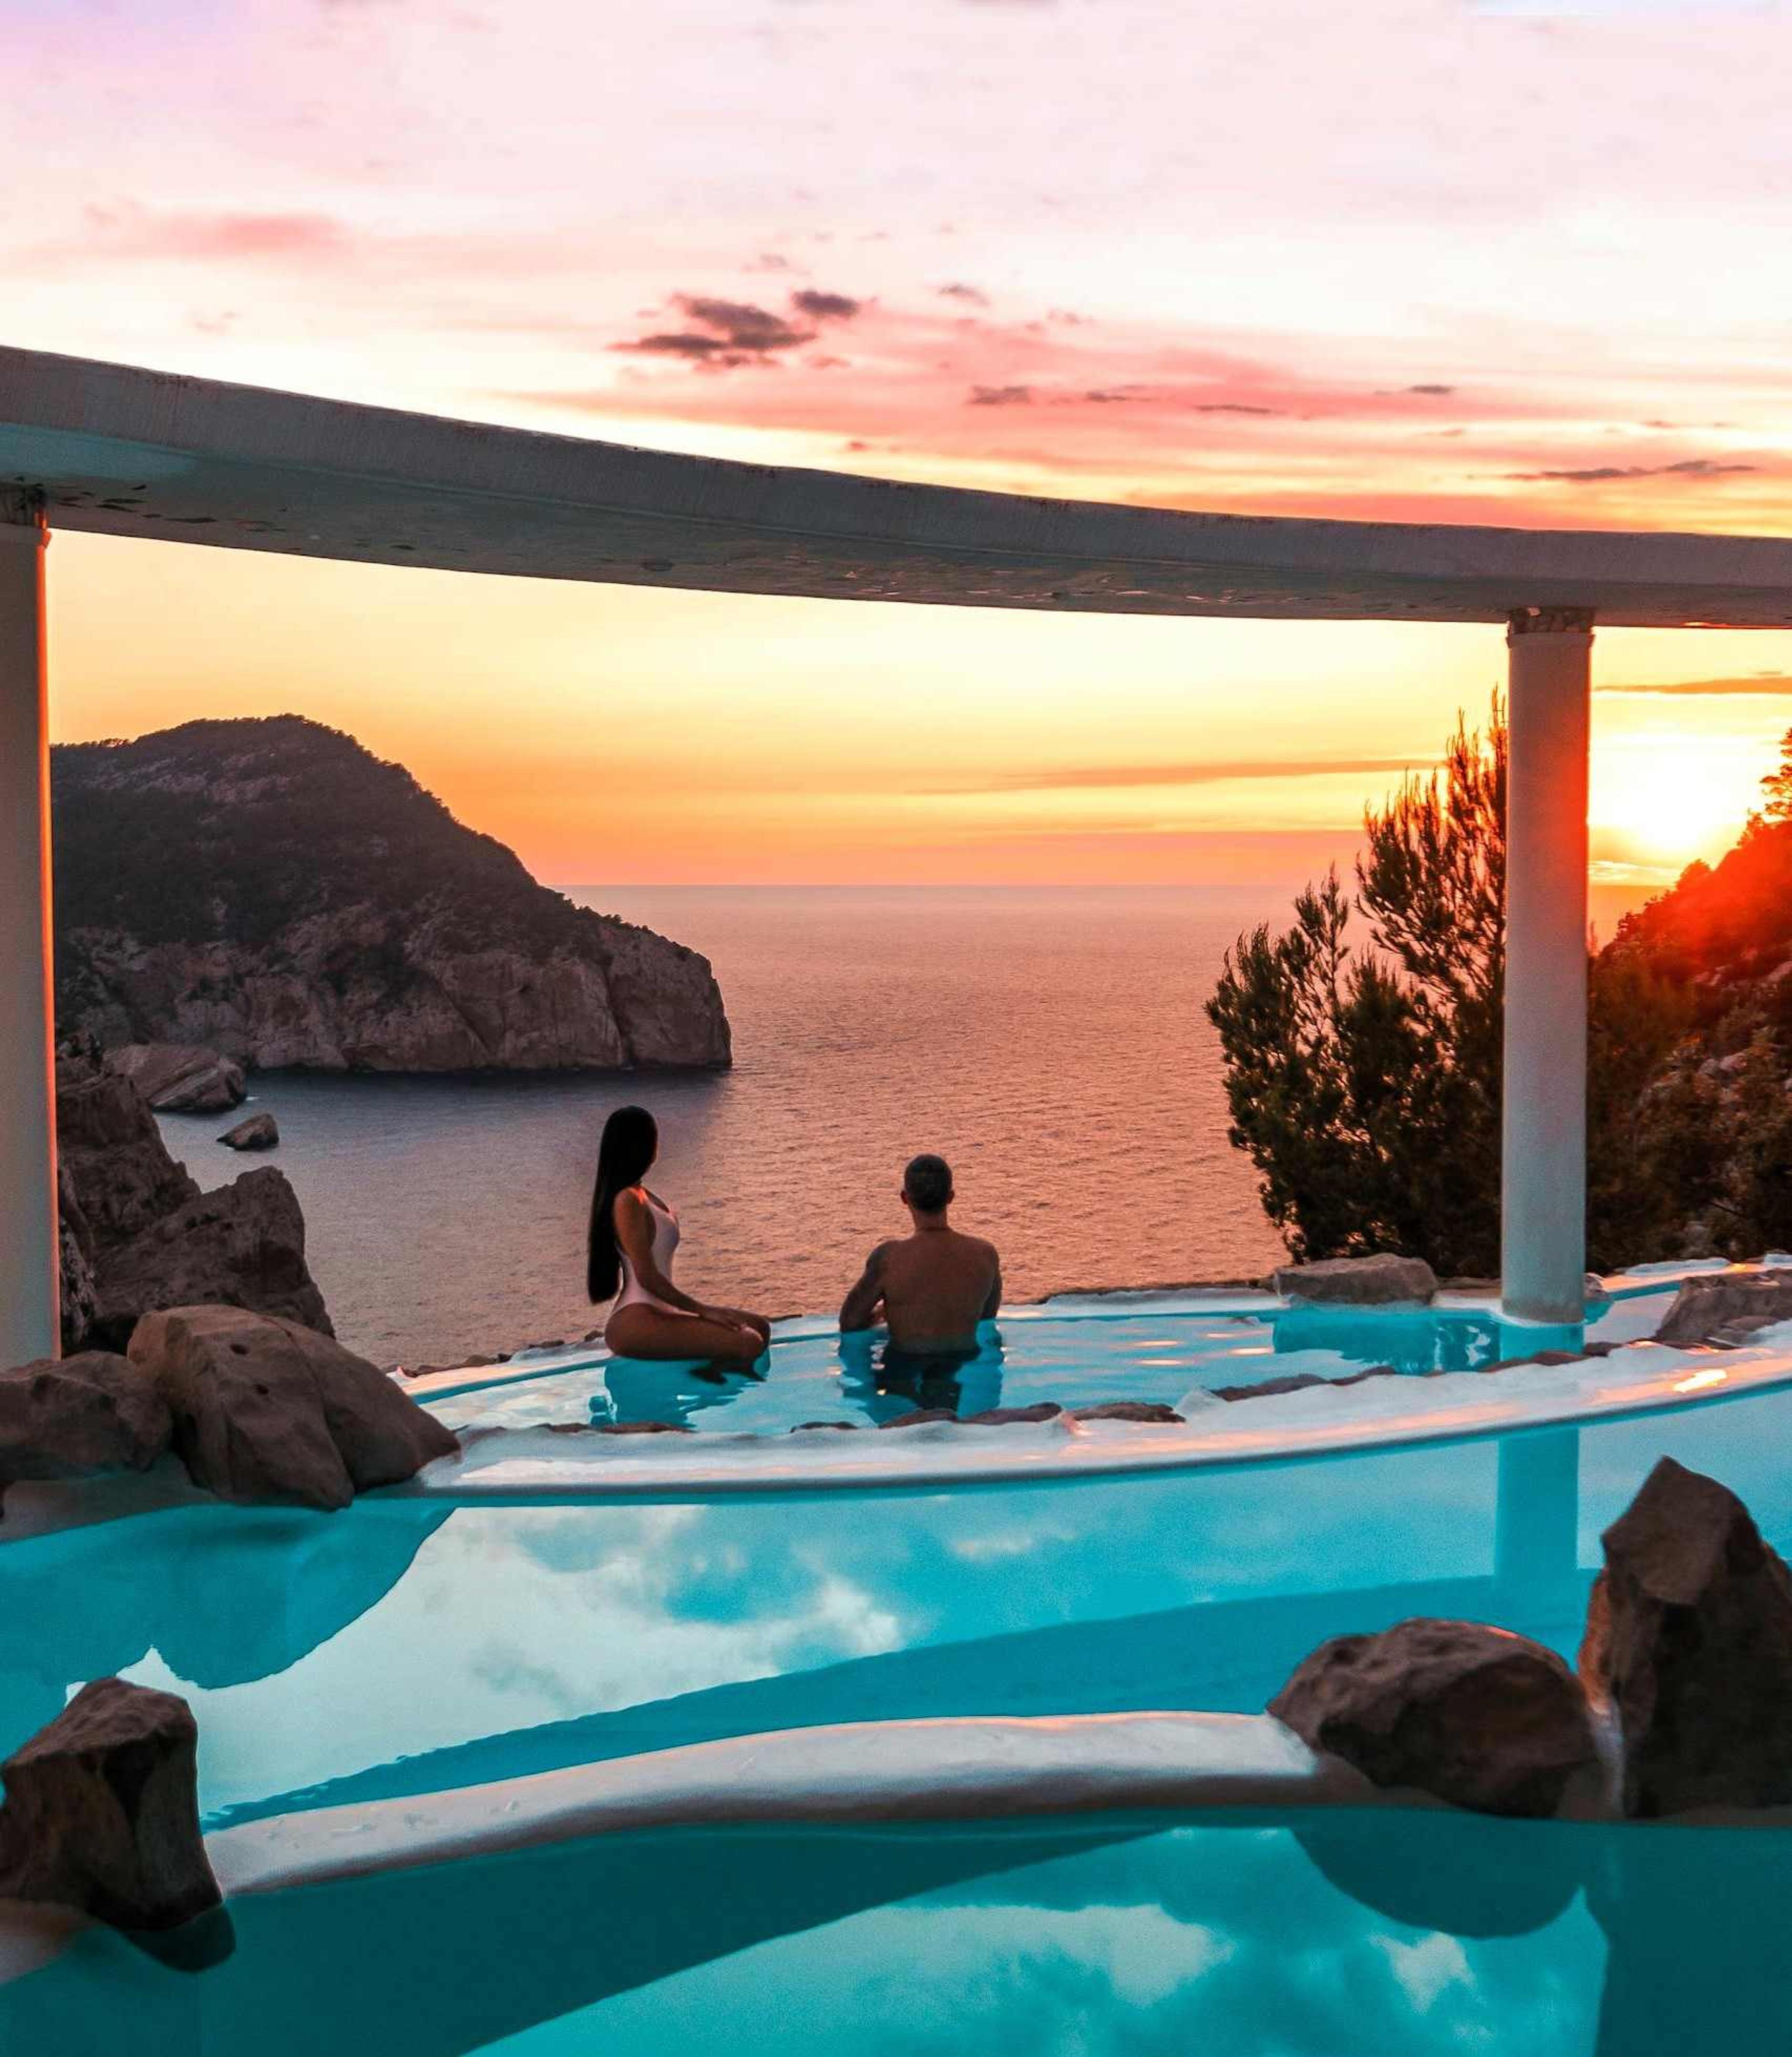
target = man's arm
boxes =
[980,1250,1003,1321]
[840,1241,896,1333]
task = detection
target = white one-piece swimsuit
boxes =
[613,1190,688,1317]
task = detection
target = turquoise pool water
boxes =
[425,1303,1529,1436]
[3,1291,1783,2055]
[7,1809,1788,2054]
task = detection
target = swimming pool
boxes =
[10,1807,1789,2055]
[420,1297,1588,1438]
[3,1278,1787,2053]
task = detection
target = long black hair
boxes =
[587,1104,660,1302]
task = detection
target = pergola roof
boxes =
[4,345,1792,627]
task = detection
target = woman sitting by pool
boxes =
[587,1104,771,1368]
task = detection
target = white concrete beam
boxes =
[5,348,1792,625]
[0,492,57,1367]
[1502,608,1593,1327]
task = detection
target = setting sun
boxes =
[1589,737,1761,866]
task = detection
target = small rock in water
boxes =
[791,1420,857,1432]
[0,1678,221,1931]
[1269,1617,1598,1818]
[595,1419,690,1435]
[964,1403,1063,1425]
[879,1408,958,1429]
[217,1113,278,1151]
[106,1044,246,1114]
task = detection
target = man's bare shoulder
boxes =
[957,1232,1001,1262]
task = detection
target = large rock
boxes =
[106,1043,246,1112]
[128,1305,458,1509]
[1653,1271,1792,1348]
[0,1352,170,1486]
[0,1678,220,1931]
[1579,1457,1792,1816]
[218,1112,278,1151]
[1269,1617,1597,1818]
[1272,1254,1439,1306]
[92,1166,332,1349]
[56,1165,101,1358]
[55,1049,198,1250]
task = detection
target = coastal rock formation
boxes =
[0,1352,171,1489]
[218,1113,278,1151]
[94,1167,330,1348]
[1272,1254,1439,1305]
[128,1306,457,1510]
[1580,1457,1792,1816]
[56,1046,197,1250]
[56,1167,101,1357]
[106,1043,246,1112]
[1268,1618,1597,1818]
[0,1678,220,1932]
[53,716,730,1073]
[1653,1271,1792,1348]
[55,1047,330,1352]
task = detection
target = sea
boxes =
[151,886,1320,1365]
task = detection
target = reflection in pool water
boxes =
[4,1290,1779,2054]
[5,1807,1787,2055]
[0,1379,1786,1846]
[431,1302,1527,1438]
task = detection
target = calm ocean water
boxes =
[154,887,1292,1365]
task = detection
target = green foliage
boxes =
[1763,725,1792,825]
[1206,703,1507,1276]
[1207,700,1726,1275]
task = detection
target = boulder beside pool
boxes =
[218,1112,279,1151]
[0,1351,171,1493]
[1268,1617,1598,1818]
[1580,1456,1792,1816]
[1271,1254,1439,1306]
[1652,1271,1792,1348]
[128,1305,458,1511]
[0,1678,220,1932]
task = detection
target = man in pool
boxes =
[839,1152,1003,1351]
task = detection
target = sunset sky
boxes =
[10,0,1792,895]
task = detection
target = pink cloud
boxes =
[72,205,352,264]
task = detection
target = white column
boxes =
[0,494,57,1367]
[1502,607,1593,1327]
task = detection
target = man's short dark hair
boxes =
[903,1153,953,1213]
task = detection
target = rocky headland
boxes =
[52,715,730,1074]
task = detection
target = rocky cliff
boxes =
[52,716,730,1073]
[55,1045,331,1353]
[1591,815,1792,1261]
